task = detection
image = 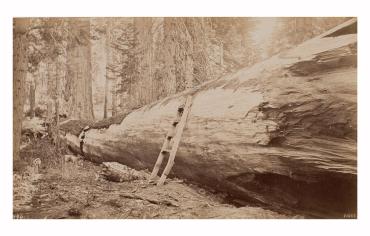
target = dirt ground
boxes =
[13,138,297,219]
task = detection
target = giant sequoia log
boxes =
[62,19,357,218]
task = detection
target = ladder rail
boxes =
[157,95,193,186]
[148,106,181,182]
[148,139,169,182]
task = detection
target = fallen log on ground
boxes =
[99,162,149,182]
[62,19,357,218]
[119,193,180,207]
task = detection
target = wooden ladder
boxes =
[149,95,193,186]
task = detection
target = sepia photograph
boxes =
[12,16,358,220]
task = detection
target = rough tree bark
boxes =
[13,18,29,161]
[103,78,109,118]
[112,87,117,116]
[54,55,62,149]
[62,19,357,218]
[103,20,111,119]
[46,60,54,125]
[29,81,35,118]
[66,18,95,120]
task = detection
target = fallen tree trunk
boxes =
[62,19,357,218]
[99,162,148,182]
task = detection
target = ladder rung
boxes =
[161,149,171,153]
[172,117,180,126]
[178,106,184,113]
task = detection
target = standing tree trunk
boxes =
[66,18,95,120]
[103,20,112,118]
[13,19,29,161]
[29,81,35,118]
[103,79,108,118]
[54,55,61,149]
[111,86,117,116]
[87,42,95,120]
[46,60,54,127]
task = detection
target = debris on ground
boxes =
[13,138,298,219]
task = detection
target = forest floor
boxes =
[13,138,298,219]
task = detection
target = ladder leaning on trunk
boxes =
[148,95,193,186]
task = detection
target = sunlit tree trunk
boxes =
[103,20,111,118]
[111,84,117,116]
[66,18,95,120]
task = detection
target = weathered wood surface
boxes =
[62,19,357,218]
[99,162,148,182]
